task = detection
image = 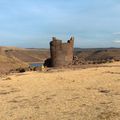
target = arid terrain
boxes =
[0,47,49,74]
[0,62,120,120]
[74,48,120,65]
[0,46,120,74]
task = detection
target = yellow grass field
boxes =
[0,62,120,120]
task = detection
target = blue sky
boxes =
[0,0,120,48]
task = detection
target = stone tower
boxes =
[50,37,74,67]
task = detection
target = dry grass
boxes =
[0,46,49,74]
[0,62,120,120]
[0,55,28,74]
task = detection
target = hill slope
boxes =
[0,47,49,74]
[74,48,120,64]
[0,62,120,120]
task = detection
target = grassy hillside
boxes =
[74,48,120,64]
[0,55,28,74]
[0,47,49,74]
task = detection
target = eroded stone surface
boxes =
[50,37,74,67]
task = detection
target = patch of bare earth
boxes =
[0,62,120,120]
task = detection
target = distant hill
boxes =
[74,48,120,64]
[0,47,49,74]
[0,46,120,74]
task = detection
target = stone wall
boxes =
[50,37,74,67]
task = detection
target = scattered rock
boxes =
[98,89,110,94]
[16,68,26,73]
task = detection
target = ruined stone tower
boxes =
[50,37,74,67]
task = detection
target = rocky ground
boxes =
[0,62,120,120]
[73,48,120,65]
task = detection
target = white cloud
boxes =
[112,32,120,35]
[113,40,120,43]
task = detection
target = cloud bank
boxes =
[113,40,120,43]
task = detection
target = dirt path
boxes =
[0,62,120,120]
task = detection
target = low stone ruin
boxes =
[44,37,74,67]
